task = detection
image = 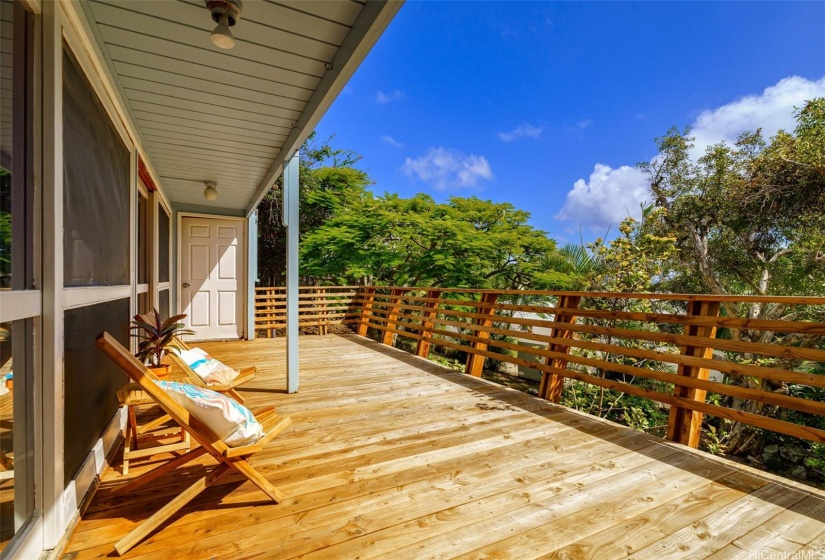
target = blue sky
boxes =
[314,1,825,243]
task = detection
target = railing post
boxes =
[381,289,405,346]
[416,290,442,358]
[465,292,499,377]
[356,286,376,337]
[667,299,721,448]
[539,295,581,402]
[316,287,327,336]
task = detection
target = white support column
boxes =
[41,0,65,547]
[282,151,300,393]
[247,210,258,340]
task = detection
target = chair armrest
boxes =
[223,409,292,458]
[228,366,256,388]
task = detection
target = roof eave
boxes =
[243,0,405,217]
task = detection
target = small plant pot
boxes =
[147,364,172,378]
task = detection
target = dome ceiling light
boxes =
[203,181,219,201]
[206,0,243,49]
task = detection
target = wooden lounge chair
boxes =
[96,332,292,556]
[116,320,254,473]
[167,335,255,404]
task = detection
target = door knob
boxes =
[182,282,190,288]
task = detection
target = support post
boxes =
[539,295,581,402]
[43,0,66,545]
[381,289,405,346]
[317,287,327,336]
[356,286,376,337]
[667,300,721,448]
[465,292,499,377]
[283,151,300,393]
[246,210,257,341]
[416,290,442,358]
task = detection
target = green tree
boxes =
[642,100,825,304]
[560,209,677,435]
[256,134,371,285]
[300,193,575,289]
[639,98,825,455]
[586,206,677,294]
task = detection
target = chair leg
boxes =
[128,405,138,448]
[114,463,230,556]
[122,431,131,476]
[230,458,284,503]
[114,447,208,495]
[122,405,137,475]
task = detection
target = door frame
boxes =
[176,212,248,340]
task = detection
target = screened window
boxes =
[0,0,11,291]
[137,191,148,286]
[63,299,129,485]
[62,48,129,287]
[158,289,170,322]
[158,207,170,284]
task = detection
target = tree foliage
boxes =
[640,99,825,304]
[256,134,371,285]
[585,206,677,293]
[300,193,576,289]
[582,98,825,458]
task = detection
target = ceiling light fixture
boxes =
[203,181,219,201]
[206,0,243,49]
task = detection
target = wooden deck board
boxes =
[62,333,825,559]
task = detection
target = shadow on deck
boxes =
[62,333,825,560]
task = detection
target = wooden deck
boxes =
[63,334,825,559]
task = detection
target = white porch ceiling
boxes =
[82,0,402,214]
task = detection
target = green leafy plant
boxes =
[129,309,195,368]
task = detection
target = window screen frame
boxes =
[0,2,41,557]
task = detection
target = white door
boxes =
[181,217,245,339]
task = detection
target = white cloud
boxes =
[402,147,494,191]
[556,75,825,232]
[576,119,593,130]
[555,164,649,231]
[380,135,405,149]
[374,90,405,104]
[497,124,543,142]
[690,76,825,157]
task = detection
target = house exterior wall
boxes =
[0,2,245,557]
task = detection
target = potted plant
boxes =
[130,309,195,377]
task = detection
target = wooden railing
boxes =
[254,286,360,336]
[256,286,825,449]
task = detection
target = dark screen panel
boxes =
[63,298,129,485]
[158,208,170,283]
[62,48,130,287]
[158,289,170,322]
